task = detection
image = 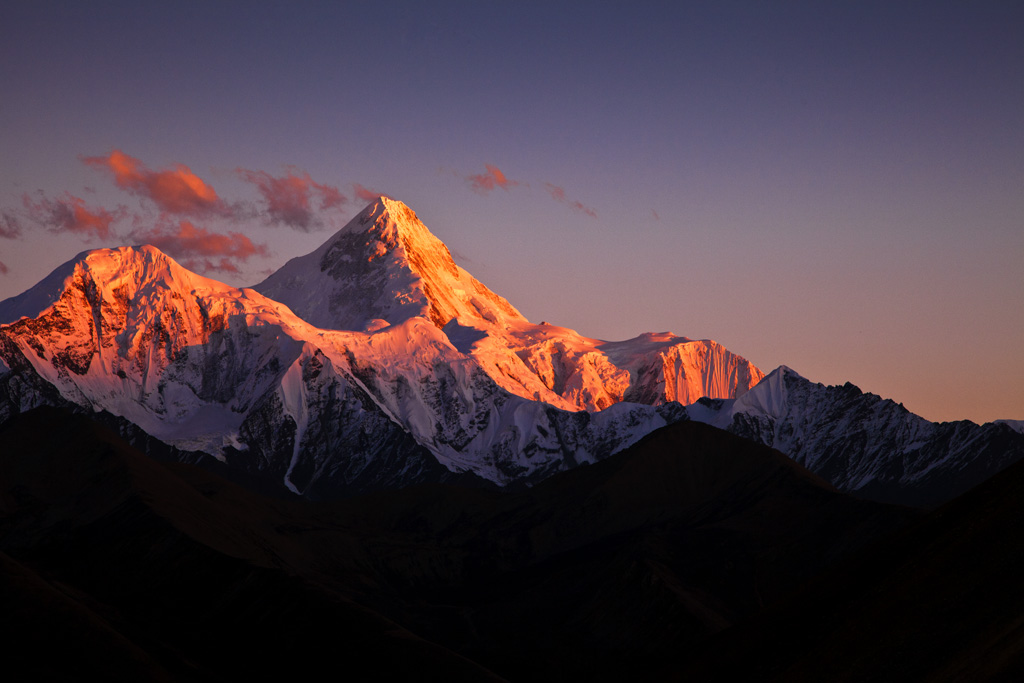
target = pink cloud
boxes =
[1,212,22,239]
[544,183,567,202]
[570,200,597,218]
[22,192,123,239]
[83,150,226,217]
[317,183,347,210]
[131,220,269,274]
[543,182,597,219]
[353,183,386,202]
[467,164,519,194]
[187,258,245,274]
[0,261,8,275]
[651,209,660,221]
[236,166,346,230]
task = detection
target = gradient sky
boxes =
[1,1,1021,423]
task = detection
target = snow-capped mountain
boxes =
[254,197,526,332]
[256,198,764,412]
[687,366,1024,506]
[0,197,760,496]
[4,196,1018,505]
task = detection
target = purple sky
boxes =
[1,1,1022,423]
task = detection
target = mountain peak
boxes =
[357,195,420,230]
[0,245,208,326]
[255,197,524,331]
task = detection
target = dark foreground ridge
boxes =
[678,440,1024,682]
[1,406,924,681]
[0,407,501,682]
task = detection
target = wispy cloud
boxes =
[353,183,387,202]
[571,201,597,218]
[651,209,660,221]
[22,192,124,239]
[545,184,566,202]
[1,212,22,239]
[543,183,597,219]
[236,166,346,230]
[130,220,269,274]
[0,261,8,275]
[83,150,227,217]
[467,164,520,194]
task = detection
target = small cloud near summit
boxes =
[353,183,392,203]
[467,164,519,194]
[237,166,347,231]
[83,150,227,218]
[353,183,391,203]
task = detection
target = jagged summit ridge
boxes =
[0,244,317,451]
[0,246,186,326]
[1,198,769,497]
[685,365,1024,506]
[254,196,524,332]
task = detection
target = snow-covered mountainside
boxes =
[0,199,762,496]
[255,197,525,332]
[256,197,764,412]
[2,197,1020,505]
[687,366,1024,506]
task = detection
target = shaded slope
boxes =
[4,406,917,681]
[0,407,504,681]
[679,444,1024,682]
[332,419,914,681]
[1,551,177,682]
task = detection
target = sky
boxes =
[1,1,1021,423]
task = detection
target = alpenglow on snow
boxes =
[0,197,763,497]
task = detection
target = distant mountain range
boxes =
[1,197,1021,505]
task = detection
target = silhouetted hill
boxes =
[679,444,1024,681]
[1,407,916,681]
[0,407,503,682]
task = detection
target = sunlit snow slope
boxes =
[0,200,763,495]
[3,197,1021,505]
[255,197,764,411]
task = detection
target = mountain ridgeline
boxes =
[1,197,1021,505]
